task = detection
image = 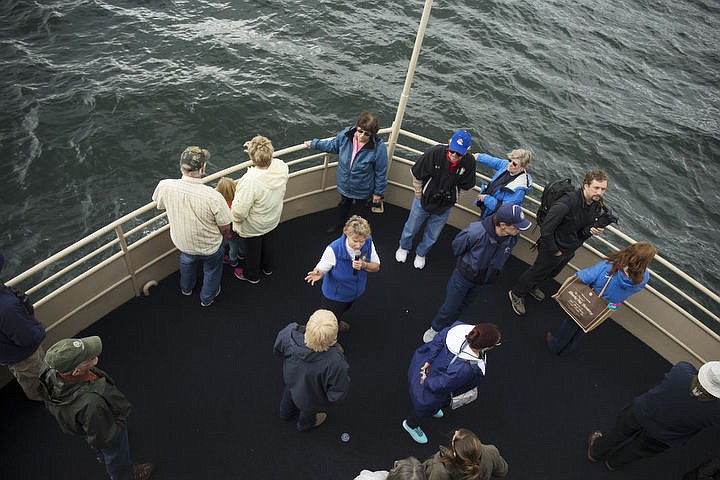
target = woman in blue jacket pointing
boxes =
[546,241,657,355]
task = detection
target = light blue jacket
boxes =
[311,127,388,200]
[476,154,532,218]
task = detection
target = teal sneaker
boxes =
[402,420,428,444]
[432,409,444,418]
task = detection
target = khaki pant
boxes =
[7,345,46,401]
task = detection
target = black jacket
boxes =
[540,188,602,254]
[412,145,476,214]
[273,323,350,411]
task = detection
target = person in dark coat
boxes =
[423,428,508,480]
[0,251,47,401]
[40,336,154,480]
[587,361,720,471]
[422,204,531,343]
[403,322,501,444]
[273,309,350,431]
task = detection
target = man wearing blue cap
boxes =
[395,130,476,269]
[0,251,47,401]
[421,204,531,342]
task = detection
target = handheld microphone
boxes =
[353,254,360,275]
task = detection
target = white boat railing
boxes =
[5,128,719,371]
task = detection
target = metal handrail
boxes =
[7,131,719,334]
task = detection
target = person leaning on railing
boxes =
[0,251,47,401]
[231,136,289,285]
[151,146,232,307]
[473,148,533,218]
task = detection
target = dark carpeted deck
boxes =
[1,204,716,479]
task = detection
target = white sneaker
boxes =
[414,255,426,269]
[395,248,408,263]
[423,327,438,343]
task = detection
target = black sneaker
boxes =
[529,286,546,301]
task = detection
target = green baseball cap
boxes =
[45,336,103,373]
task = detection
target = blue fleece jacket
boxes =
[475,154,532,218]
[576,260,649,305]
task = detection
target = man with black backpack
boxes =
[508,169,610,315]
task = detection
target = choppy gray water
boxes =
[1,0,719,292]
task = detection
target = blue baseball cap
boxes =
[496,204,532,231]
[449,130,472,155]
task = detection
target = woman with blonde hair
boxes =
[273,309,350,431]
[305,215,380,330]
[546,241,657,354]
[423,428,508,480]
[231,135,289,284]
[473,148,533,218]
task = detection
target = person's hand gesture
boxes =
[305,268,324,285]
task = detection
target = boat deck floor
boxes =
[1,204,716,479]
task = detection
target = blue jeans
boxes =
[279,386,317,431]
[399,197,452,257]
[98,428,132,480]
[431,268,488,332]
[179,244,224,304]
[227,236,245,261]
[547,317,584,355]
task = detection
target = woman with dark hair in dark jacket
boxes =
[403,322,501,444]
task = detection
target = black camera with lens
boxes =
[431,190,453,205]
[594,205,619,228]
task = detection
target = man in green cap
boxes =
[40,336,154,480]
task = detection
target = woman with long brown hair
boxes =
[423,428,508,480]
[546,241,657,355]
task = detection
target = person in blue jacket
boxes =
[305,215,380,330]
[473,149,533,218]
[304,111,388,233]
[546,241,657,355]
[403,321,502,444]
[422,204,531,343]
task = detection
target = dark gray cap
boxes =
[180,146,210,172]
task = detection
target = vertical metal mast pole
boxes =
[386,0,433,163]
